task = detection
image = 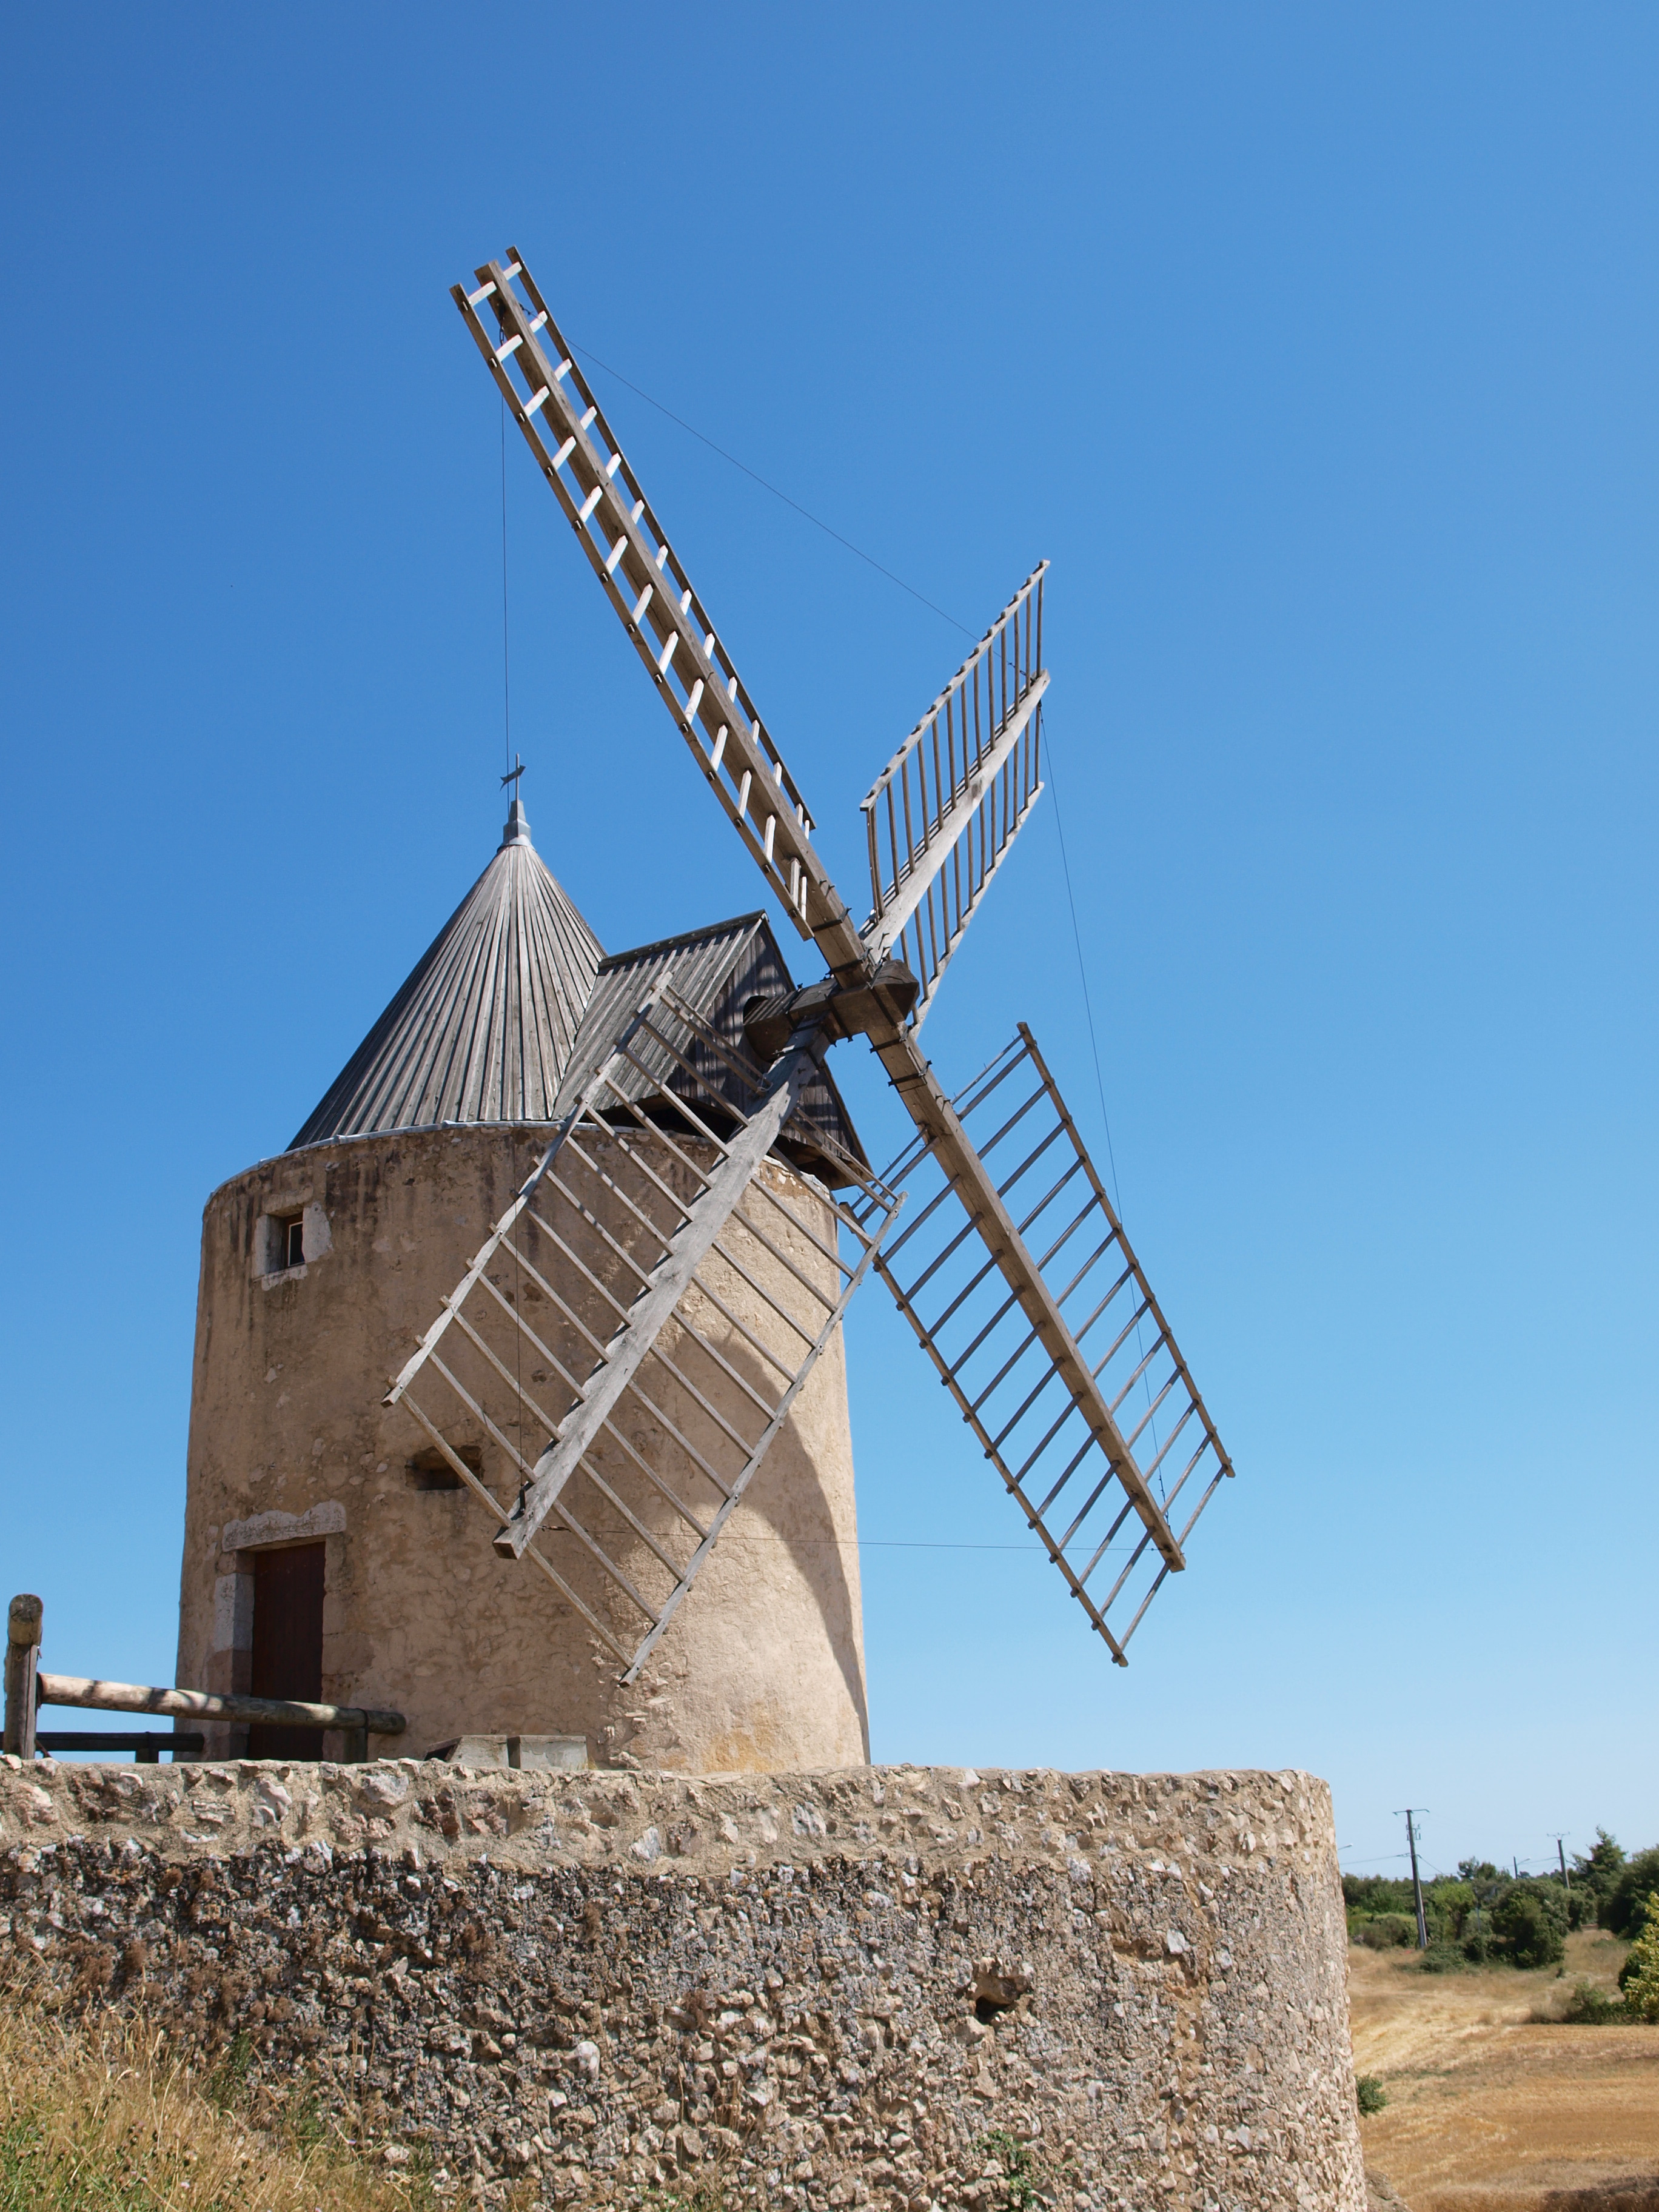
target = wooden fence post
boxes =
[4,1594,42,1761]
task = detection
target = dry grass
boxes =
[1350,1929,1659,2212]
[0,1986,435,2212]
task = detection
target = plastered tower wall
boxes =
[178,1121,868,1771]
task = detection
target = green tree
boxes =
[1491,1881,1567,1968]
[1603,1848,1659,1939]
[1458,1859,1503,1883]
[1429,1880,1474,1943]
[1458,1869,1508,1960]
[1572,1831,1626,1910]
[1343,1875,1417,1917]
[1617,1892,1659,2022]
[1564,1880,1600,1931]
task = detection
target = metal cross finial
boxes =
[500,753,526,792]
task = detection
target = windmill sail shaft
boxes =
[858,1024,1235,1664]
[454,255,846,949]
[862,675,1045,951]
[860,566,1048,1024]
[874,1034,1187,1567]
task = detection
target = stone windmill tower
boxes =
[175,248,1237,1775]
[175,793,876,1771]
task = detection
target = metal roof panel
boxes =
[289,803,604,1147]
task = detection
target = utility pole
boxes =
[1397,1809,1430,1949]
[1550,1834,1569,1897]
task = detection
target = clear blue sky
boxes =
[2,5,1653,1884]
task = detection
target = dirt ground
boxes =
[1350,1929,1659,2211]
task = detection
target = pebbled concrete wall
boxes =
[1,1757,1366,2212]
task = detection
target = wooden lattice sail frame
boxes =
[392,247,1239,1674]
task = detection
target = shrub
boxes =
[1566,1883,1601,1931]
[974,2130,1045,2212]
[1427,1880,1474,1945]
[1492,1881,1567,1969]
[1344,1876,1417,1917]
[1356,1915,1416,1950]
[1603,1849,1659,1939]
[1419,1942,1469,1974]
[1355,2076,1388,2116]
[1617,1892,1659,2022]
[1561,1980,1624,2025]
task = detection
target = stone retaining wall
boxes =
[1,1758,1366,2212]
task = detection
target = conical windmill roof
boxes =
[289,799,604,1148]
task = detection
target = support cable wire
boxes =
[1041,718,1164,1498]
[500,394,525,1477]
[568,340,976,640]
[500,396,512,770]
[715,1535,1148,1555]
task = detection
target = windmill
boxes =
[383,249,1234,1695]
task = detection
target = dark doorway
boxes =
[248,1542,326,1758]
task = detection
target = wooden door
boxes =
[248,1542,326,1758]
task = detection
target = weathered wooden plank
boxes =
[36,1672,404,1737]
[491,1024,823,1560]
[4,1594,42,1760]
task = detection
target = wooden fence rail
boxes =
[4,1595,406,1763]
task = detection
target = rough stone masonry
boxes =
[0,1758,1366,2212]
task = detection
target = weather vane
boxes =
[500,752,525,793]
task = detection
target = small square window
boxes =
[275,1213,304,1270]
[409,1444,481,1492]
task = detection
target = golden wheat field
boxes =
[1351,1929,1659,2211]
